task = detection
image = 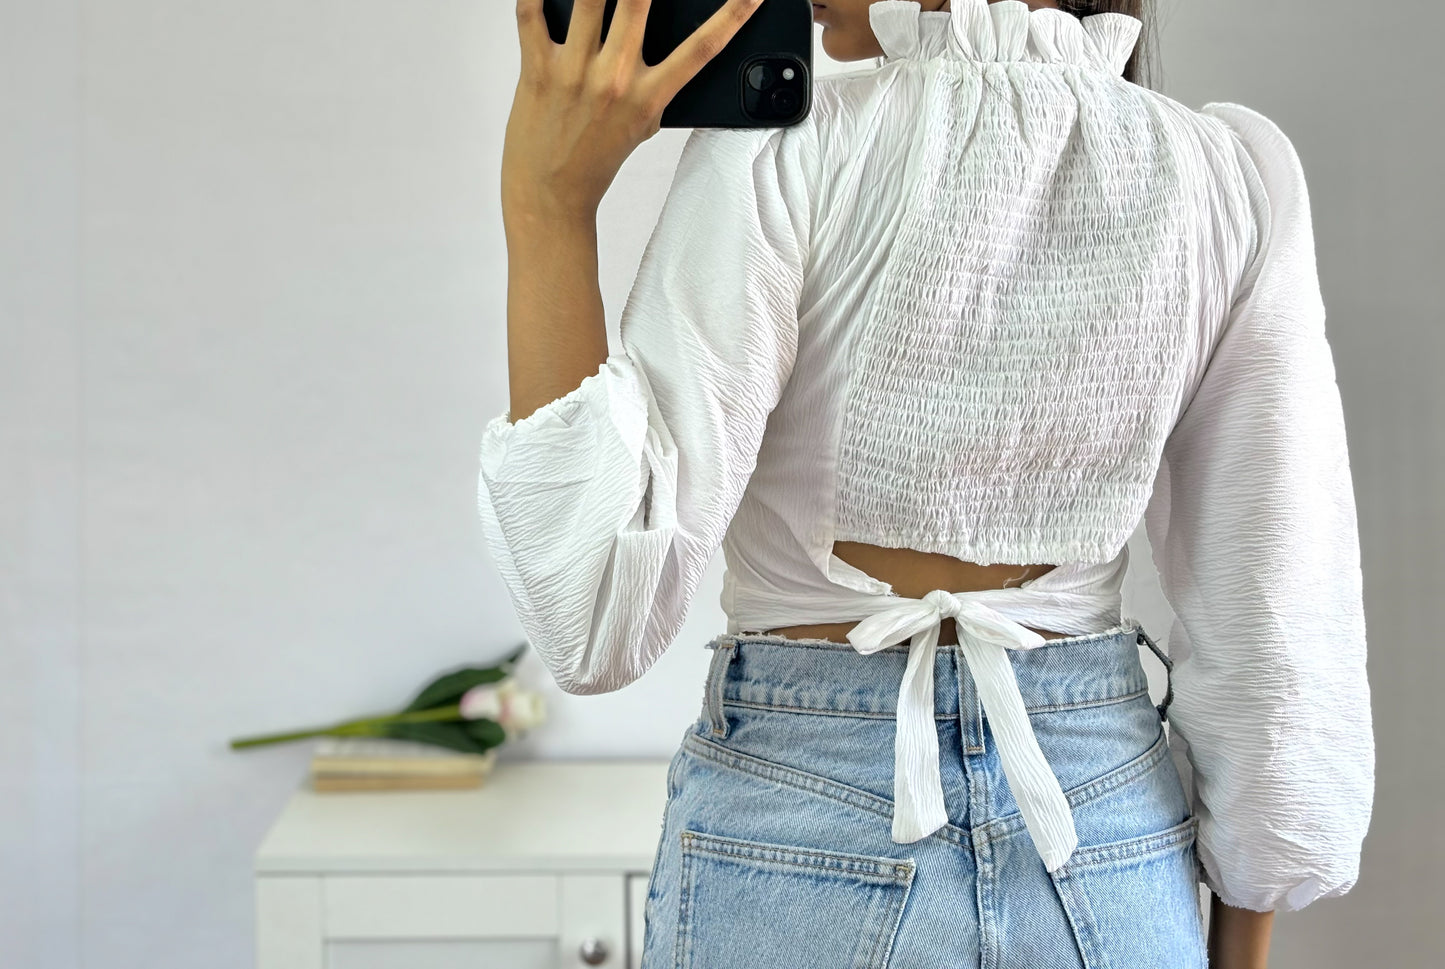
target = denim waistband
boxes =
[703,619,1155,720]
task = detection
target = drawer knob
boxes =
[578,937,610,965]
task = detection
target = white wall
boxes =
[2,3,82,967]
[2,1,1439,966]
[1150,0,1445,963]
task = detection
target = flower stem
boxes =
[229,704,464,749]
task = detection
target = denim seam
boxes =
[872,869,914,969]
[1058,814,1198,870]
[716,699,906,720]
[674,838,694,969]
[717,698,988,724]
[980,723,1173,843]
[1022,685,1151,714]
[678,829,913,883]
[976,831,999,969]
[714,684,1148,720]
[1049,871,1097,969]
[681,719,1175,853]
[868,884,910,969]
[681,730,973,848]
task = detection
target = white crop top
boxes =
[476,0,1373,914]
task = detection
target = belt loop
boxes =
[1137,625,1174,722]
[705,640,738,738]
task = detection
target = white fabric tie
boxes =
[845,588,1079,872]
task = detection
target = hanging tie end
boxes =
[1039,834,1079,873]
[890,805,949,844]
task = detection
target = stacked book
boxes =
[309,737,498,792]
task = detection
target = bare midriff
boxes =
[764,540,1071,646]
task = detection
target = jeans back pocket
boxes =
[1047,814,1206,969]
[674,828,915,969]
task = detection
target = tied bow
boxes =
[846,589,1080,871]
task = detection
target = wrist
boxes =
[1207,890,1275,969]
[502,183,598,235]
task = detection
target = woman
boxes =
[480,0,1374,966]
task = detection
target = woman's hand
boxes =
[499,0,764,423]
[502,0,766,222]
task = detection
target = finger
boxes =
[561,0,608,63]
[516,0,552,74]
[646,0,763,105]
[603,0,652,59]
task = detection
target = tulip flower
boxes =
[459,679,547,734]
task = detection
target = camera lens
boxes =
[772,87,798,113]
[746,63,774,90]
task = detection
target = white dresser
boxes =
[253,758,672,969]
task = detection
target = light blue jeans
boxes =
[639,621,1207,969]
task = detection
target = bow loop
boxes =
[952,598,1049,651]
[847,597,943,654]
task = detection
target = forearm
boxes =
[501,196,610,424]
[1207,890,1275,969]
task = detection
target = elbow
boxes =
[550,666,636,697]
[484,494,683,699]
[529,616,662,698]
[1207,841,1368,914]
[527,635,633,696]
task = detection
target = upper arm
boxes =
[476,118,820,695]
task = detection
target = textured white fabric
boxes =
[476,0,1373,913]
[846,590,1091,871]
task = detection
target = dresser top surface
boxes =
[256,757,672,874]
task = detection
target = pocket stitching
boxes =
[681,730,913,831]
[1065,721,1171,812]
[1047,815,1202,969]
[982,720,1172,844]
[679,827,915,885]
[1050,866,1102,969]
[674,826,915,969]
[1060,813,1198,872]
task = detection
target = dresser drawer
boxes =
[254,761,673,968]
[327,939,557,969]
[325,874,558,939]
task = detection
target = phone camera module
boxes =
[740,55,808,124]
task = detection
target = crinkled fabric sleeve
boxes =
[1142,102,1374,912]
[476,124,813,696]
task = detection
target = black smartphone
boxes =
[540,0,813,129]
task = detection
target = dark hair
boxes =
[1057,0,1159,89]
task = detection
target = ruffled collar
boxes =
[868,0,1143,76]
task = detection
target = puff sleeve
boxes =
[1143,103,1374,912]
[476,123,815,696]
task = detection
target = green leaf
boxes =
[402,642,531,712]
[404,668,505,712]
[383,719,507,755]
[465,718,507,748]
